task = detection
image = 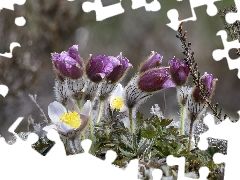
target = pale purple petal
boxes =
[81,100,91,117]
[43,124,57,132]
[59,122,74,133]
[66,99,81,114]
[48,101,67,124]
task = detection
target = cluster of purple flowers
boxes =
[49,45,217,140]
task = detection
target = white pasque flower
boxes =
[109,84,127,112]
[43,100,91,139]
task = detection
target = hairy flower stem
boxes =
[96,100,104,124]
[187,120,194,154]
[77,99,82,111]
[89,114,94,153]
[129,107,134,134]
[180,105,186,135]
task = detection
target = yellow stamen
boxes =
[110,96,124,111]
[60,111,81,129]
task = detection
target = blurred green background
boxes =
[0,0,239,140]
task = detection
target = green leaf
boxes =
[141,123,155,139]
[119,147,135,157]
[121,134,134,149]
[137,138,151,155]
[160,118,173,127]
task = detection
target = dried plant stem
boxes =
[180,105,186,135]
[129,107,134,134]
[96,100,104,124]
[176,23,227,121]
[28,94,49,123]
[187,120,194,154]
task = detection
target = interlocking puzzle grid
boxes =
[1,0,240,179]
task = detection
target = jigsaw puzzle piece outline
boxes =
[225,0,240,24]
[212,30,240,79]
[0,42,21,58]
[167,0,222,31]
[167,155,209,180]
[0,117,141,180]
[0,0,26,58]
[199,112,240,180]
[82,0,125,21]
[0,84,9,97]
[0,0,26,11]
[166,155,209,180]
[131,0,161,12]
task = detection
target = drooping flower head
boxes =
[192,72,217,103]
[51,45,83,80]
[139,51,163,73]
[106,53,132,84]
[44,100,91,139]
[138,67,175,92]
[169,57,189,86]
[86,55,120,83]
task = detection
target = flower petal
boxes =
[48,101,67,124]
[111,83,123,100]
[79,114,89,131]
[66,99,81,114]
[59,121,74,133]
[43,124,57,132]
[81,100,91,117]
[120,105,128,112]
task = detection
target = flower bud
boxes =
[169,57,189,86]
[51,45,83,80]
[106,53,132,83]
[138,68,175,92]
[192,72,218,103]
[139,51,163,73]
[86,55,120,83]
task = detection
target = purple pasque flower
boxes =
[52,45,83,79]
[138,67,175,92]
[86,54,120,83]
[139,51,163,73]
[192,72,218,103]
[106,53,132,83]
[169,57,189,86]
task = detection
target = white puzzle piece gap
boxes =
[15,16,26,26]
[212,0,240,79]
[0,118,141,180]
[2,0,240,180]
[0,0,26,58]
[82,0,125,21]
[225,0,240,24]
[167,155,209,180]
[167,0,222,31]
[0,85,9,97]
[198,113,240,180]
[131,0,161,12]
[212,30,240,79]
[0,0,26,11]
[0,42,21,58]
